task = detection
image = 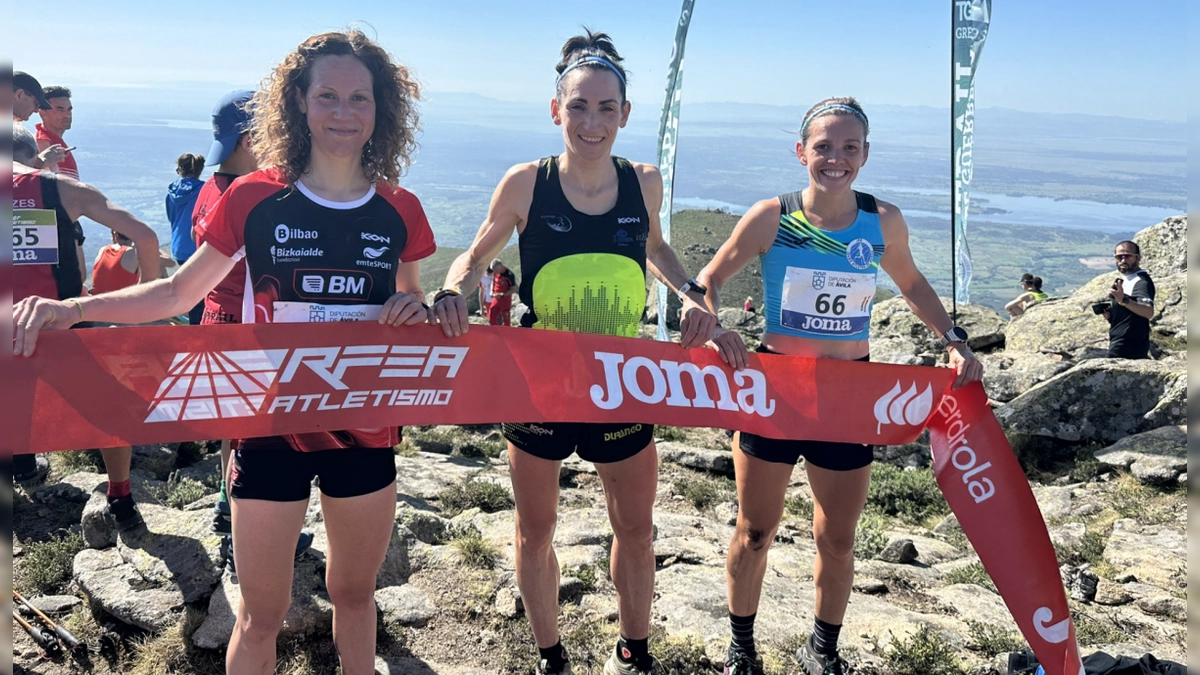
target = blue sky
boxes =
[18,0,1186,120]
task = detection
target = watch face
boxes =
[947,327,969,342]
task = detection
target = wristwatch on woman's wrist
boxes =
[677,279,707,301]
[938,325,969,348]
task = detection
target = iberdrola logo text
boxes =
[589,352,776,416]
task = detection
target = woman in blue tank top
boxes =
[695,98,984,675]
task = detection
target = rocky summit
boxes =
[11,215,1187,675]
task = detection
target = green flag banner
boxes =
[951,0,991,305]
[655,0,696,340]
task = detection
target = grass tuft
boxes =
[438,476,514,516]
[18,529,84,595]
[50,449,106,475]
[884,624,966,675]
[854,512,889,559]
[966,620,1025,657]
[867,464,949,524]
[127,607,225,675]
[152,471,209,509]
[451,531,499,569]
[942,561,997,592]
[672,474,733,511]
[784,492,814,520]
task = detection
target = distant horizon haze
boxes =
[14,0,1186,121]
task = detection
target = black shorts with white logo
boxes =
[502,422,655,464]
[230,443,397,502]
[737,346,873,471]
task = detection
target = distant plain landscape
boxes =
[46,89,1183,315]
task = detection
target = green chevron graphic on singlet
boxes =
[532,253,645,337]
[776,210,885,268]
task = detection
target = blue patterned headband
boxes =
[556,56,627,87]
[799,104,870,139]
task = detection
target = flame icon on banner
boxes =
[873,381,934,434]
[1032,606,1071,644]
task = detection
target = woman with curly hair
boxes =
[14,30,436,675]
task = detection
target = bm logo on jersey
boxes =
[295,270,373,300]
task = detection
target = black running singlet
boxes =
[13,171,83,302]
[518,156,650,337]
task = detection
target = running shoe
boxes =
[535,658,574,675]
[15,455,51,488]
[103,495,146,533]
[603,649,662,675]
[724,644,764,675]
[796,638,851,675]
[211,498,231,535]
[221,530,316,573]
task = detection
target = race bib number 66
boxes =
[780,266,875,337]
[13,209,60,265]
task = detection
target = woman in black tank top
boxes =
[431,29,719,675]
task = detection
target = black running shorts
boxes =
[230,444,397,502]
[502,422,655,464]
[738,345,874,471]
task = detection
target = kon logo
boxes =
[873,381,934,433]
[145,345,468,422]
[589,352,776,417]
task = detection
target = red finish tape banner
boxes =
[8,322,1082,674]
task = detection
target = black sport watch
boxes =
[677,279,707,301]
[938,326,969,348]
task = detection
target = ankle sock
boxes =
[538,641,568,671]
[617,635,651,670]
[107,479,131,499]
[811,617,842,658]
[730,612,757,656]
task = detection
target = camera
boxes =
[1091,301,1110,315]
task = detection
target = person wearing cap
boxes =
[1005,273,1048,318]
[13,71,51,121]
[189,89,313,570]
[487,258,517,325]
[13,71,71,170]
[192,90,259,327]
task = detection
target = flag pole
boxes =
[950,0,958,323]
[655,0,696,341]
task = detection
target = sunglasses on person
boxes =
[1113,253,1137,260]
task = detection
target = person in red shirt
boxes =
[15,31,436,675]
[90,231,173,295]
[35,85,87,282]
[190,90,275,554]
[12,121,160,534]
[35,86,79,180]
[488,258,517,325]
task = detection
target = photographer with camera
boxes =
[1098,241,1155,359]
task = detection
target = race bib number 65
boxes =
[780,266,875,337]
[13,209,60,265]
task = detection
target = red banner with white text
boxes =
[6,322,1082,674]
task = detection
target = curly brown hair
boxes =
[249,30,421,186]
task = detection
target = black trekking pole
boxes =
[14,590,85,651]
[14,614,62,656]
